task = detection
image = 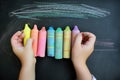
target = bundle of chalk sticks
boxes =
[23,24,80,59]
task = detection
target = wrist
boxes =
[73,60,86,68]
[21,58,36,67]
[74,62,92,80]
[72,57,86,65]
[72,58,88,71]
[21,61,36,70]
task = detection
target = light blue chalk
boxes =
[47,26,55,57]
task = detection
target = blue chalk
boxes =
[47,26,55,57]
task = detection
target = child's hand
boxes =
[72,32,96,64]
[11,31,36,65]
[72,32,96,80]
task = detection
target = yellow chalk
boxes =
[63,26,71,59]
[23,24,31,46]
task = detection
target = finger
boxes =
[19,32,25,39]
[73,33,82,47]
[13,31,22,38]
[11,31,22,47]
[17,31,25,45]
[82,32,96,46]
[25,38,33,49]
[18,38,22,43]
[11,37,23,49]
[81,32,89,44]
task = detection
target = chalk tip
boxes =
[49,26,54,30]
[73,25,80,31]
[41,26,46,31]
[56,27,62,32]
[74,25,78,29]
[25,24,29,27]
[25,24,28,26]
[65,26,70,31]
[24,24,31,30]
[33,24,38,30]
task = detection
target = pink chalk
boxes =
[37,27,47,57]
[72,25,80,46]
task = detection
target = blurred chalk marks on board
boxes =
[9,2,110,20]
[95,40,119,52]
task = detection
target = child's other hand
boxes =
[72,32,96,64]
[11,31,36,65]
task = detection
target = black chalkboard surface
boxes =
[0,0,120,80]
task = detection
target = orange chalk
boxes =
[31,24,38,56]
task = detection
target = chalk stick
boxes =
[31,24,38,57]
[63,26,71,59]
[37,27,47,57]
[47,26,55,57]
[23,24,31,46]
[72,25,80,46]
[55,27,63,59]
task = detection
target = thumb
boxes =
[74,33,82,47]
[25,38,33,49]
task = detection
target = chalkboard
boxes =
[0,0,120,80]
